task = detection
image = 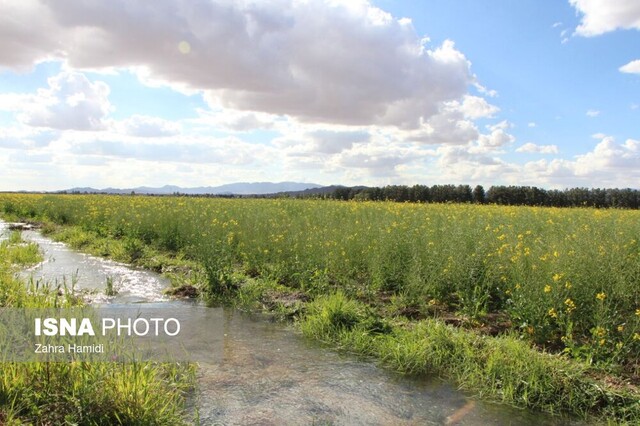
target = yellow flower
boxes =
[544,285,552,293]
[636,309,640,317]
[565,281,572,289]
[617,325,624,332]
[548,308,558,318]
[564,298,576,313]
[552,273,563,282]
[596,292,606,301]
[634,333,640,341]
[594,326,606,337]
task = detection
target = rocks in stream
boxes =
[165,284,200,298]
[7,222,40,231]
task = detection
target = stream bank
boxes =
[7,221,579,425]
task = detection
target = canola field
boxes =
[2,193,638,371]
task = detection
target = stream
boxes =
[4,222,581,425]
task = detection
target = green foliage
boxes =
[104,276,118,296]
[301,292,366,338]
[0,225,193,424]
[2,193,640,421]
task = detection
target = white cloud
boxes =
[19,72,111,131]
[0,0,62,71]
[521,136,640,187]
[333,139,427,178]
[389,95,500,146]
[586,109,600,117]
[118,115,180,137]
[620,59,640,74]
[528,122,536,127]
[516,143,559,154]
[573,137,640,173]
[192,108,276,132]
[308,130,370,154]
[401,112,478,145]
[275,127,371,157]
[473,82,498,98]
[68,134,266,166]
[570,0,640,36]
[476,127,514,150]
[457,95,500,120]
[0,0,474,129]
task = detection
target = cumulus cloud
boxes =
[393,95,500,146]
[273,127,371,158]
[586,109,600,117]
[193,109,276,132]
[19,71,111,131]
[335,141,417,177]
[522,136,640,187]
[620,59,640,74]
[118,115,180,137]
[70,134,267,165]
[0,0,62,71]
[570,0,640,36]
[420,136,640,189]
[516,143,559,154]
[456,95,500,120]
[0,0,473,128]
[308,130,370,154]
[573,137,639,172]
[437,145,499,167]
[475,121,514,151]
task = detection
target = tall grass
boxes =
[300,293,640,421]
[0,224,194,424]
[3,194,637,368]
[1,193,640,420]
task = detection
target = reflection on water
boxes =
[20,230,169,303]
[7,223,581,425]
[192,310,579,425]
[0,221,10,242]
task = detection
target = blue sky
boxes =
[0,0,638,191]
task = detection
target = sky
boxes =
[0,0,638,191]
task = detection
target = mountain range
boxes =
[63,182,324,195]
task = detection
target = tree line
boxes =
[317,184,640,209]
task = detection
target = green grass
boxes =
[2,193,640,422]
[300,292,640,421]
[0,227,195,424]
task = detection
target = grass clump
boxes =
[0,230,194,424]
[300,292,640,422]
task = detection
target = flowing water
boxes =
[0,221,10,242]
[20,229,169,303]
[4,222,582,425]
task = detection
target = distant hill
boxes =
[63,182,323,196]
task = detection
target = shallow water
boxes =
[20,229,169,303]
[0,221,9,242]
[191,310,580,425]
[6,222,582,425]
